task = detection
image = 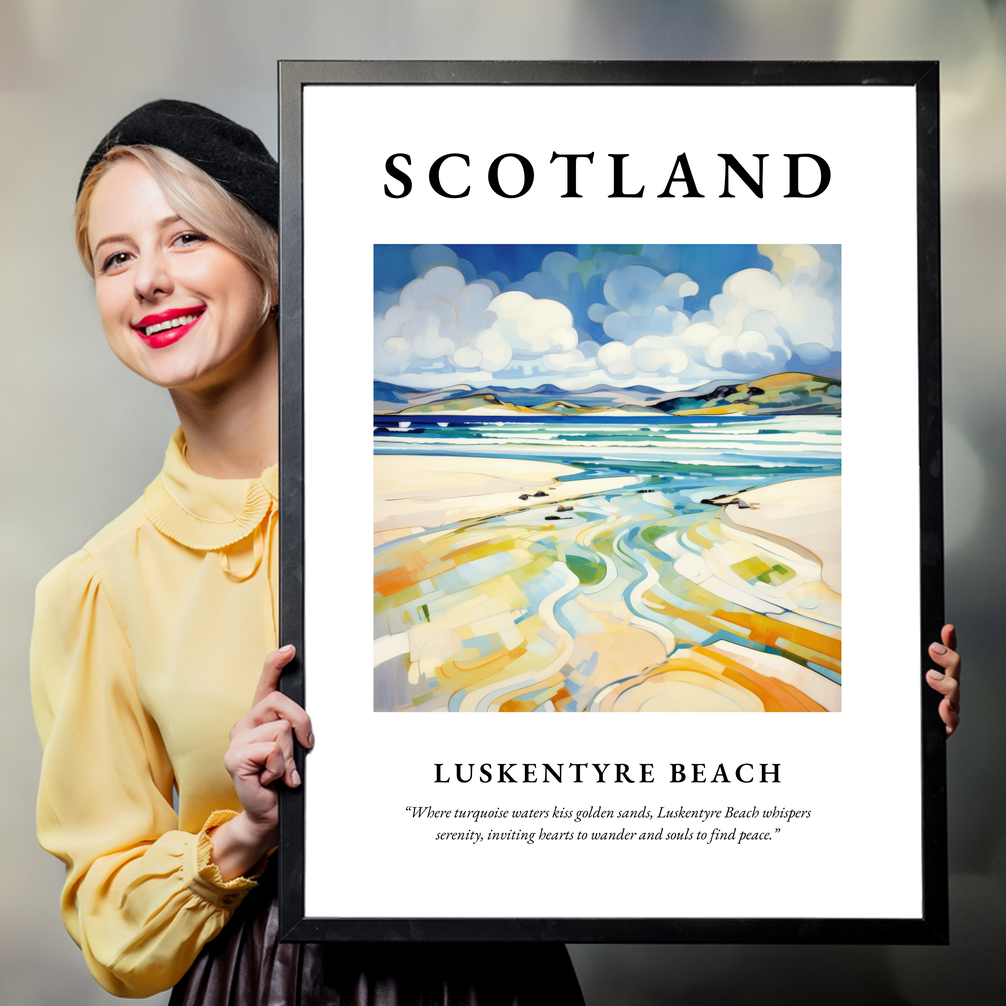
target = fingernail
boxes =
[280,644,295,654]
[292,768,301,787]
[931,643,947,654]
[928,670,944,679]
[307,732,315,748]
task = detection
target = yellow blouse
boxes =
[31,429,279,998]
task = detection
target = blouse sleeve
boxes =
[31,549,262,998]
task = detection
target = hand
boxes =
[209,645,314,880]
[926,624,960,738]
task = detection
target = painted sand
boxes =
[373,416,841,712]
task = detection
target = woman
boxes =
[31,100,585,1003]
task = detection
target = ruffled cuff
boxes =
[182,810,269,909]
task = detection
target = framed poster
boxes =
[277,61,946,943]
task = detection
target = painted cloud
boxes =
[374,243,840,391]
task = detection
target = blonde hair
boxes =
[75,145,278,323]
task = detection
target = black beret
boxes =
[78,99,278,228]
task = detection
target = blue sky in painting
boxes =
[373,244,841,392]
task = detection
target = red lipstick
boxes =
[132,306,206,349]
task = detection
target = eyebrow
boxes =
[91,215,185,258]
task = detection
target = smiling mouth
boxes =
[131,307,207,349]
[135,307,206,338]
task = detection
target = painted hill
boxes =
[374,381,668,414]
[396,394,654,417]
[661,373,841,416]
[374,374,840,418]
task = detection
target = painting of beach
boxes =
[373,244,841,712]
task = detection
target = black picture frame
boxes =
[277,60,945,944]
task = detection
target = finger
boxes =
[258,742,287,786]
[926,669,959,706]
[230,695,313,752]
[928,641,961,681]
[252,645,296,707]
[941,623,957,652]
[224,739,287,786]
[245,690,314,749]
[926,670,961,737]
[939,697,960,737]
[233,720,301,788]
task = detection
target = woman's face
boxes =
[87,159,270,392]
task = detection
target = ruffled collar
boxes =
[143,428,278,551]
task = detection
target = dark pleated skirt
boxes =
[169,869,584,1006]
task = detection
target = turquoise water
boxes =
[374,414,841,509]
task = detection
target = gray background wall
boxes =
[1,2,1003,1003]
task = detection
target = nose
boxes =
[133,247,173,303]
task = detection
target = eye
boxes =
[172,230,208,249]
[100,251,132,274]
